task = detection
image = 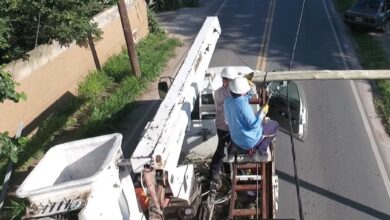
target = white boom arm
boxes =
[131,17,221,173]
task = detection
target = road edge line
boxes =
[322,0,390,199]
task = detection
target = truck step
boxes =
[232,208,261,217]
[235,184,260,191]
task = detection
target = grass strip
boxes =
[334,0,390,134]
[0,32,181,186]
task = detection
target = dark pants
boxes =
[209,129,230,177]
[230,119,279,155]
[256,119,279,153]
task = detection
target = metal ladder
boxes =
[228,145,274,219]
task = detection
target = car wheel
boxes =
[381,21,390,33]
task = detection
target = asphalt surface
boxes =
[268,0,390,218]
[208,0,390,219]
[125,0,390,219]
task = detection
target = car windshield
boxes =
[356,0,381,9]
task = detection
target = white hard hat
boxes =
[229,77,251,94]
[221,67,240,80]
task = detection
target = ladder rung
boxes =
[237,163,259,169]
[235,184,260,191]
[232,208,261,216]
[236,175,262,181]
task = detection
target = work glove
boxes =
[261,104,269,115]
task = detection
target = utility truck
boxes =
[15,16,390,220]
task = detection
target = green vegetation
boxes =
[334,0,354,11]
[0,0,114,63]
[4,199,27,220]
[0,0,114,174]
[1,30,180,183]
[4,32,181,173]
[0,67,27,175]
[1,10,181,218]
[334,0,390,133]
[147,8,164,34]
[352,33,390,69]
[0,132,28,164]
[154,0,200,11]
[0,69,26,103]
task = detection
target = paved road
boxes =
[209,0,390,219]
[124,0,390,218]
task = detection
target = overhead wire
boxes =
[287,0,307,219]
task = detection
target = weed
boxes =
[350,32,390,133]
[154,0,200,11]
[5,200,27,220]
[334,0,354,11]
[1,13,182,220]
[0,32,181,175]
[376,80,390,133]
[102,53,132,83]
[147,8,164,34]
[182,0,200,7]
[82,34,181,135]
[352,32,390,69]
[78,70,113,99]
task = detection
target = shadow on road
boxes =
[276,170,390,219]
[121,99,162,157]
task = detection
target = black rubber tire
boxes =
[381,21,390,33]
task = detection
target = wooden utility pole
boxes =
[117,0,141,78]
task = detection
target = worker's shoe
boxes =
[211,174,222,190]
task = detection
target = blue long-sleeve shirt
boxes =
[224,96,265,149]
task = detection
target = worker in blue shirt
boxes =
[224,77,279,159]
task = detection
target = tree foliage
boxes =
[0,0,118,164]
[0,132,28,163]
[0,0,115,64]
[0,67,27,163]
[0,68,26,103]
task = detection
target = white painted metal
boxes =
[16,134,145,219]
[235,175,262,181]
[181,119,218,161]
[78,165,146,220]
[168,164,194,203]
[272,175,279,219]
[131,17,221,173]
[207,66,255,78]
[16,134,123,199]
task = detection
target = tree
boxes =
[0,69,26,103]
[0,0,117,162]
[0,68,27,163]
[0,0,115,64]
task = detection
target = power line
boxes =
[288,0,308,218]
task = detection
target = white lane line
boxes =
[322,0,390,199]
[215,0,228,16]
